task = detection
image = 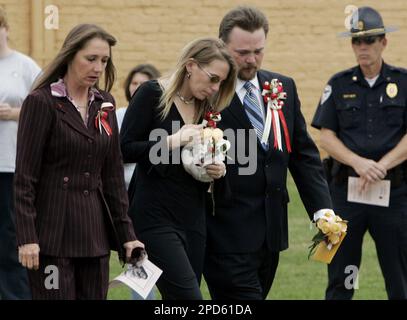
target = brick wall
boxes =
[2,0,407,148]
[1,0,30,53]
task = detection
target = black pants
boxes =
[0,173,31,300]
[139,228,205,300]
[27,254,110,300]
[326,184,407,300]
[204,244,280,300]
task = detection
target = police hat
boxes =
[339,6,398,38]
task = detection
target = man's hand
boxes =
[18,243,40,270]
[320,129,387,192]
[351,156,387,184]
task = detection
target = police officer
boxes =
[312,6,407,300]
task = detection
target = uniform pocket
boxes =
[380,98,405,126]
[337,102,361,129]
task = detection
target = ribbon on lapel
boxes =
[95,102,115,136]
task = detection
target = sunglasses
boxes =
[197,63,221,84]
[352,36,381,45]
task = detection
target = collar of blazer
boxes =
[56,95,106,139]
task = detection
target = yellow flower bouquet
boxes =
[308,209,348,264]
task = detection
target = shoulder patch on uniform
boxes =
[320,84,332,106]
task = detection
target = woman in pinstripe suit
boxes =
[14,24,144,300]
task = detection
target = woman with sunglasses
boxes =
[120,38,237,299]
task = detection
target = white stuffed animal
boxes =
[181,127,230,182]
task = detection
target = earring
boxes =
[187,72,191,79]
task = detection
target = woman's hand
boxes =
[123,240,146,266]
[18,243,40,270]
[167,124,203,150]
[205,162,226,179]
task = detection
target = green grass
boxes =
[108,175,387,300]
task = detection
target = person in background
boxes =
[14,23,144,300]
[312,6,407,300]
[121,37,237,299]
[116,64,161,189]
[0,7,41,300]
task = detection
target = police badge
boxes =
[386,83,398,98]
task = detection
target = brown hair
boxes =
[159,37,237,122]
[124,64,161,102]
[0,7,9,29]
[33,24,116,92]
[219,6,269,43]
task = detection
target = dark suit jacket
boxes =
[14,86,136,259]
[207,70,332,253]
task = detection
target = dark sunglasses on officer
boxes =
[351,35,383,45]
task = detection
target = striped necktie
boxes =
[243,81,268,150]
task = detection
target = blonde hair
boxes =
[159,37,237,122]
[33,24,116,92]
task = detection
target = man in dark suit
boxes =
[204,6,333,299]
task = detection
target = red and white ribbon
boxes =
[95,102,115,136]
[202,111,221,128]
[261,79,291,153]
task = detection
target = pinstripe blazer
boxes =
[14,85,136,259]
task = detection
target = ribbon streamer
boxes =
[261,102,285,152]
[278,109,291,153]
[95,102,115,136]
